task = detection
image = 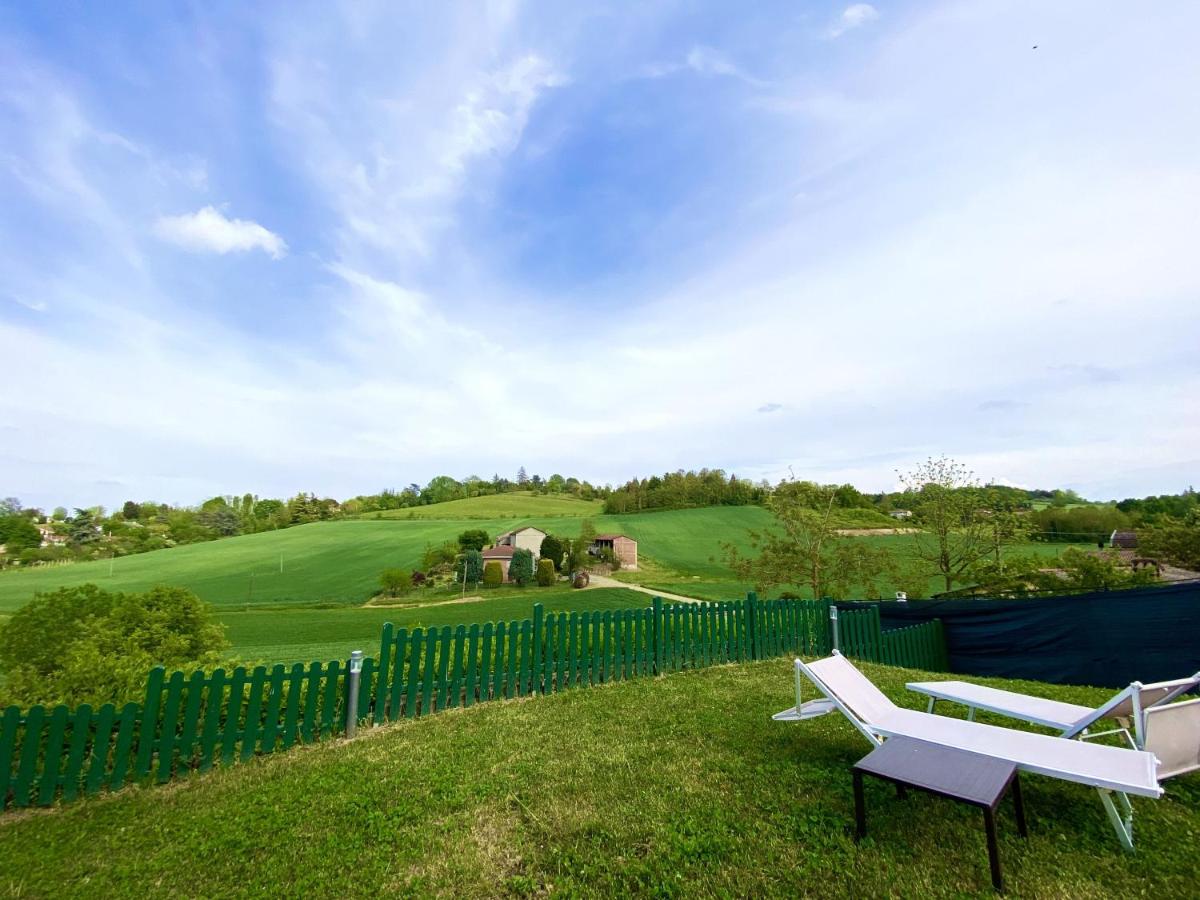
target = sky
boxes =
[1,1,1198,511]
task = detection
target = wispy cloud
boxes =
[640,45,767,87]
[757,402,783,414]
[827,3,880,39]
[154,206,287,259]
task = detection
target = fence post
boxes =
[345,651,363,738]
[652,597,663,675]
[532,604,544,695]
[830,606,840,653]
[745,592,758,660]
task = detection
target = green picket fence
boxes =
[836,606,948,671]
[2,594,946,812]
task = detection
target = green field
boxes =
[368,491,605,519]
[2,658,1196,897]
[225,587,650,664]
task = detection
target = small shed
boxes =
[1110,530,1138,550]
[591,534,638,570]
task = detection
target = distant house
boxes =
[1110,530,1138,550]
[494,526,547,557]
[35,523,67,546]
[481,545,515,581]
[590,534,638,570]
[889,510,913,520]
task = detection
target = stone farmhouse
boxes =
[482,526,547,582]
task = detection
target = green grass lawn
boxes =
[368,491,605,519]
[224,587,650,664]
[1,659,1195,897]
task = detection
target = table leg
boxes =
[1011,774,1028,838]
[983,807,1002,892]
[853,770,866,842]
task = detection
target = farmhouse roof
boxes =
[594,533,633,542]
[496,525,546,538]
[482,546,515,558]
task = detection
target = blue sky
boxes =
[2,1,1198,510]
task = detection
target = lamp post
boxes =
[345,650,364,738]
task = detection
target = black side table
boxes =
[853,737,1028,891]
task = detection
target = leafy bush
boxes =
[457,529,490,552]
[1139,523,1200,570]
[421,541,459,571]
[456,549,484,583]
[509,548,535,586]
[482,561,504,587]
[410,570,427,587]
[539,534,565,571]
[0,584,228,709]
[380,568,413,597]
[536,558,556,587]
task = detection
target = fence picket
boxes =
[156,671,185,783]
[221,667,248,765]
[241,667,268,760]
[405,629,423,717]
[36,705,70,805]
[260,665,287,754]
[434,627,452,711]
[85,703,116,795]
[320,661,342,736]
[281,663,305,749]
[465,624,480,707]
[198,669,226,770]
[177,670,206,770]
[375,622,394,725]
[0,707,17,804]
[386,628,410,721]
[477,623,493,705]
[109,703,138,789]
[134,666,164,779]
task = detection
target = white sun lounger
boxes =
[774,652,1163,850]
[906,673,1200,750]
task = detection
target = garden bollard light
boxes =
[346,650,363,738]
[830,606,839,652]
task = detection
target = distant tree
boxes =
[198,505,241,536]
[725,482,893,599]
[482,561,504,587]
[457,529,490,552]
[0,498,20,516]
[579,518,597,546]
[517,466,529,486]
[379,568,412,597]
[539,534,566,571]
[68,508,100,547]
[509,548,535,586]
[0,584,228,708]
[536,558,556,586]
[122,500,140,521]
[51,507,68,521]
[898,457,992,592]
[457,549,484,584]
[0,516,41,555]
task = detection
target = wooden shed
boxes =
[591,534,638,570]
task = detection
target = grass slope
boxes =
[226,587,649,664]
[1,660,1195,897]
[369,491,605,519]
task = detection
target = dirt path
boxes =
[585,573,705,604]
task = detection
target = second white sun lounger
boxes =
[775,652,1163,849]
[906,673,1200,749]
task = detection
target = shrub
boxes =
[410,570,427,587]
[456,549,484,583]
[539,534,565,571]
[380,568,412,597]
[421,541,458,571]
[536,558,556,587]
[482,561,504,587]
[0,584,228,709]
[1139,523,1200,570]
[510,548,535,586]
[457,529,490,552]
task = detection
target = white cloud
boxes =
[154,206,287,258]
[828,3,880,39]
[640,45,766,87]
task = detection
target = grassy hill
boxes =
[368,491,605,519]
[1,659,1194,897]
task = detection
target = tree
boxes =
[725,482,893,599]
[68,508,100,547]
[509,548,535,585]
[517,466,528,486]
[0,584,228,708]
[1140,522,1200,570]
[536,558,556,586]
[457,529,490,552]
[539,534,565,571]
[0,516,41,555]
[898,457,991,592]
[379,568,412,597]
[482,561,504,587]
[122,500,140,521]
[457,549,484,584]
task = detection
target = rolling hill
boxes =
[367,491,605,519]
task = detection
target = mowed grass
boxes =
[226,587,650,664]
[1,659,1196,898]
[369,491,605,519]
